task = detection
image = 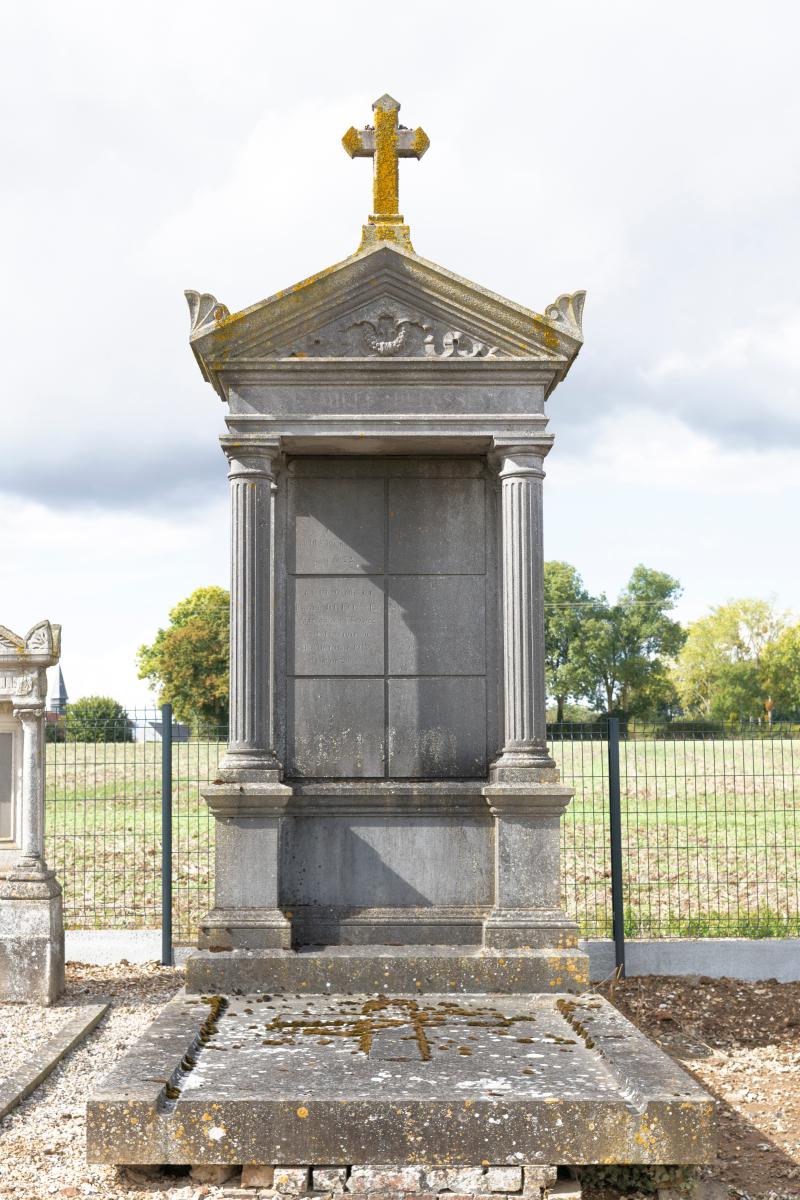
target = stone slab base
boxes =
[87,992,715,1166]
[184,946,589,995]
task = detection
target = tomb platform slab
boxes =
[86,991,715,1168]
[184,946,588,995]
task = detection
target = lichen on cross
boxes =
[343,94,429,252]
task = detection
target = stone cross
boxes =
[342,94,429,250]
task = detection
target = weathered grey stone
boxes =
[0,620,65,1004]
[191,1164,240,1184]
[387,576,485,675]
[86,992,715,1167]
[482,786,578,950]
[313,1167,348,1192]
[484,1167,523,1192]
[274,1166,310,1193]
[387,477,486,574]
[423,1168,486,1192]
[288,678,385,778]
[349,1168,425,1192]
[290,475,385,574]
[291,577,384,676]
[184,236,585,960]
[388,677,487,778]
[184,946,588,995]
[241,1164,275,1188]
[522,1166,559,1192]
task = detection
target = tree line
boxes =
[116,575,799,730]
[544,563,800,724]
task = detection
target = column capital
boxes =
[489,437,553,477]
[221,436,282,481]
[12,703,45,723]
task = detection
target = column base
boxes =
[216,748,284,784]
[489,751,559,784]
[1,864,63,900]
[482,909,580,950]
[0,870,65,1004]
[197,907,292,952]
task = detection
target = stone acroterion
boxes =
[342,93,429,250]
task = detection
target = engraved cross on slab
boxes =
[342,94,429,251]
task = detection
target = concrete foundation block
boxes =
[0,888,64,1004]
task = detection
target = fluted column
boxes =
[483,442,581,961]
[197,436,292,957]
[492,444,554,778]
[221,438,281,777]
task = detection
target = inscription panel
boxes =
[388,478,486,574]
[290,577,384,676]
[291,477,385,574]
[285,458,493,781]
[0,731,13,841]
[388,678,487,778]
[288,679,385,778]
[388,576,485,676]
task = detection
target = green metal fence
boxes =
[44,711,800,945]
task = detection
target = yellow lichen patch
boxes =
[373,102,400,218]
[412,128,430,156]
[342,127,364,157]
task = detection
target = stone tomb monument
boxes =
[0,620,64,1004]
[89,97,715,1177]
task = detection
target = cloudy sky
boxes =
[1,1,798,706]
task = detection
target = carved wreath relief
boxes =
[286,307,502,359]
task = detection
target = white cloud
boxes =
[0,495,228,705]
[642,312,800,383]
[0,0,799,698]
[555,410,800,497]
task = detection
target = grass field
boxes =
[44,734,800,943]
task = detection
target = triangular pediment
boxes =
[186,244,584,379]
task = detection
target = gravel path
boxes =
[0,964,798,1199]
[0,1002,78,1079]
[0,962,213,1200]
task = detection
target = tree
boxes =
[577,566,685,714]
[544,561,591,722]
[753,621,800,717]
[65,696,132,742]
[137,586,229,731]
[673,599,787,720]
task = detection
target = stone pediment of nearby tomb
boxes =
[185,244,585,389]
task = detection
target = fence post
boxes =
[161,703,173,967]
[607,716,625,977]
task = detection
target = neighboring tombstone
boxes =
[0,620,65,1004]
